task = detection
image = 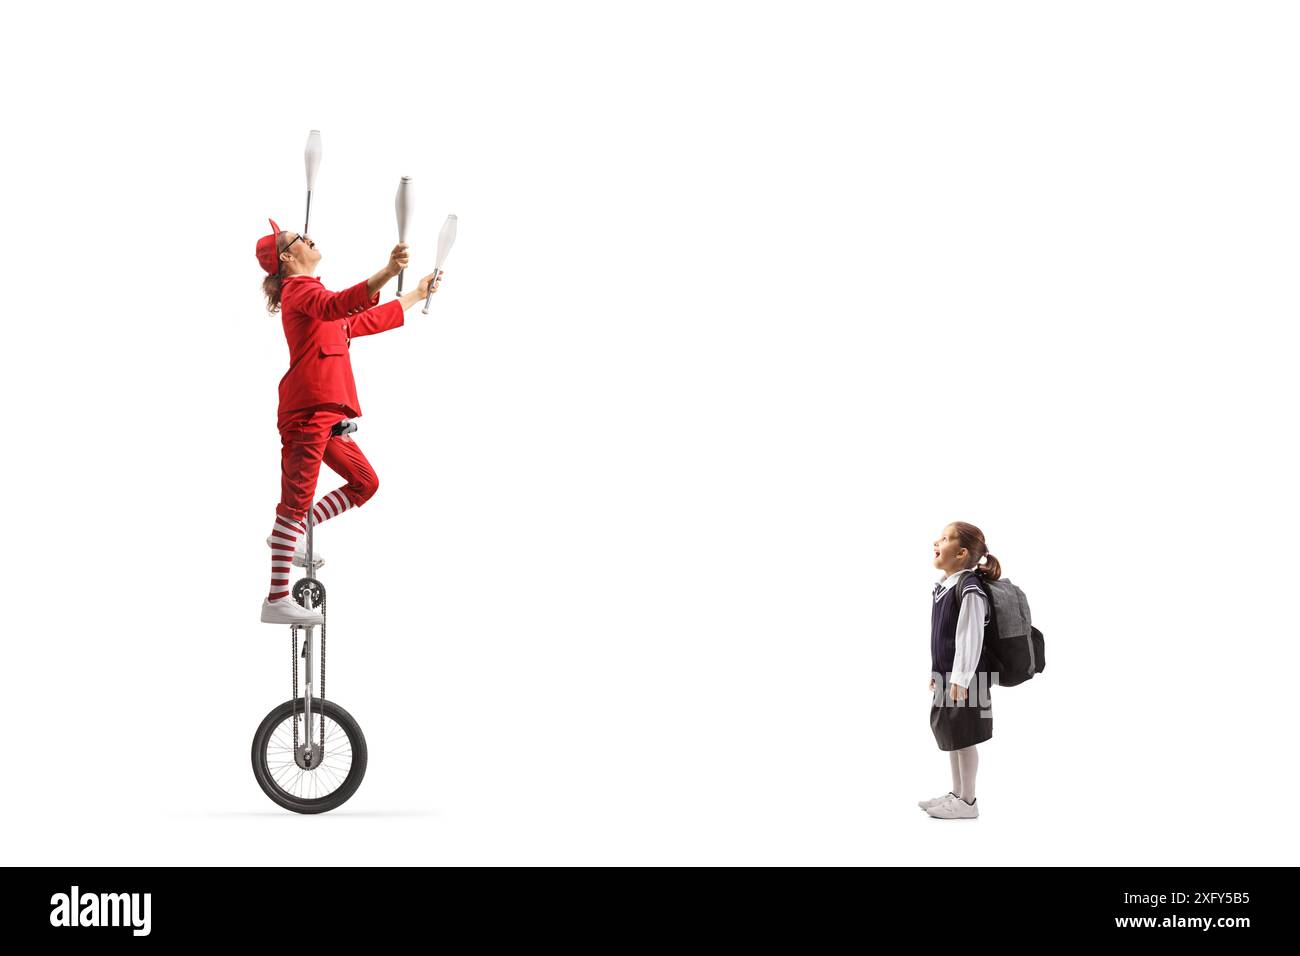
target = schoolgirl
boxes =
[919,521,1001,820]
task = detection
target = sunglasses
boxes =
[279,233,314,255]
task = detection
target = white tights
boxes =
[949,746,979,802]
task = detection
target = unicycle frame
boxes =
[289,416,355,763]
[295,506,320,741]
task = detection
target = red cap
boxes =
[255,218,284,275]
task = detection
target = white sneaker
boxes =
[266,535,324,569]
[260,596,324,626]
[927,795,978,819]
[918,790,958,810]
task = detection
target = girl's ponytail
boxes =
[951,521,1002,580]
[979,551,1002,581]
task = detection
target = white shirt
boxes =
[936,570,989,690]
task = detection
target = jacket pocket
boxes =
[318,342,347,356]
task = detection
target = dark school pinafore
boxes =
[930,574,994,751]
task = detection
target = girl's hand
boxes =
[387,243,411,277]
[949,682,968,702]
[416,269,443,297]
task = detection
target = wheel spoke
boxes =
[318,765,344,791]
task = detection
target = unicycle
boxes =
[252,418,369,813]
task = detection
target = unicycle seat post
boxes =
[299,506,317,741]
[305,504,315,582]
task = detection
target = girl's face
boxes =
[933,525,970,575]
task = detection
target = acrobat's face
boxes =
[279,231,321,271]
[933,524,970,575]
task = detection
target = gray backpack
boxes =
[953,571,1045,687]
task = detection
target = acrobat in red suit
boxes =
[255,218,442,625]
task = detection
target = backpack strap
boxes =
[952,571,994,671]
[951,569,988,622]
[950,569,964,599]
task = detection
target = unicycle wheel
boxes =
[251,698,367,814]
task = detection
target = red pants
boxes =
[276,403,379,524]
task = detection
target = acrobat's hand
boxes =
[387,243,410,277]
[416,269,443,298]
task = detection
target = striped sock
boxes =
[309,487,356,527]
[267,513,307,601]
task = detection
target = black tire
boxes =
[251,698,368,814]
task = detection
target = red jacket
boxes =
[277,274,405,418]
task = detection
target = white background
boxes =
[2,0,1296,865]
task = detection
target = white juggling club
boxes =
[304,130,322,234]
[395,176,413,294]
[422,214,457,314]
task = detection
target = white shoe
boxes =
[266,535,324,569]
[918,791,958,810]
[261,596,324,626]
[927,795,978,819]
